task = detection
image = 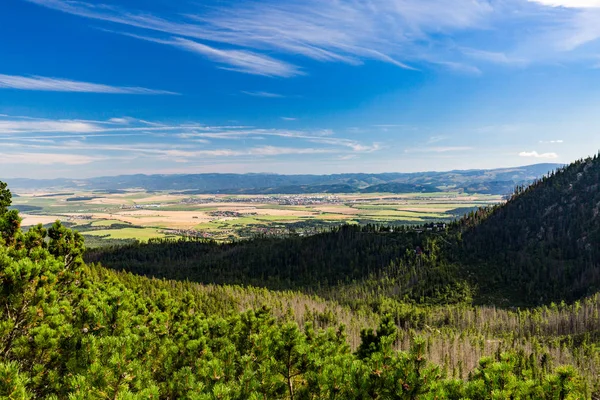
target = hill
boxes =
[6,163,560,195]
[456,154,600,304]
[87,155,600,307]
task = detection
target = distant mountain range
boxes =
[6,163,562,195]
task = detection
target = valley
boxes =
[11,190,501,244]
[4,1,599,396]
[2,155,599,398]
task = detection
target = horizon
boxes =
[3,0,600,178]
[4,161,566,181]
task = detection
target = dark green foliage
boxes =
[0,209,21,246]
[456,153,600,304]
[86,224,476,306]
[65,196,101,202]
[8,205,43,213]
[2,163,600,400]
[87,225,421,290]
[0,246,591,398]
[0,181,11,216]
[356,314,398,359]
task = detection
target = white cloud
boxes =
[0,115,381,154]
[407,146,474,153]
[528,0,600,8]
[242,91,285,98]
[512,4,600,54]
[0,119,98,134]
[249,146,334,156]
[169,37,303,77]
[281,117,297,121]
[24,0,600,76]
[539,139,564,143]
[434,61,482,75]
[108,117,135,124]
[519,150,559,158]
[0,152,102,165]
[107,31,302,77]
[460,48,528,65]
[26,0,493,74]
[0,74,176,94]
[0,114,382,171]
[427,136,448,144]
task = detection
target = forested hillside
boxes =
[88,154,600,308]
[1,180,598,398]
[86,226,448,296]
[457,154,600,304]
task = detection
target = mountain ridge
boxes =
[6,163,561,195]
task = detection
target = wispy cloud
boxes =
[174,37,303,77]
[427,136,448,144]
[0,152,102,165]
[512,3,600,57]
[0,114,382,171]
[0,73,177,94]
[249,146,333,156]
[309,137,381,152]
[24,0,600,77]
[407,146,474,153]
[528,0,600,8]
[434,61,482,75]
[0,119,98,134]
[242,91,285,98]
[122,33,302,77]
[460,48,528,65]
[25,0,494,74]
[539,139,564,143]
[0,115,383,155]
[281,117,297,121]
[519,150,559,158]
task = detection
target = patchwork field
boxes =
[11,190,502,245]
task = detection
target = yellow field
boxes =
[19,214,62,226]
[12,190,502,243]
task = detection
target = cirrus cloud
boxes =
[528,0,600,8]
[0,152,103,165]
[0,73,177,94]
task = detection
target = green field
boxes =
[84,227,174,241]
[12,190,502,245]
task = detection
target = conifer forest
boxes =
[2,154,600,398]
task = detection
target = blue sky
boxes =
[2,0,600,178]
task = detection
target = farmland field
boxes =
[11,190,502,245]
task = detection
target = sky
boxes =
[2,0,600,178]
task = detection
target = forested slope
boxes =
[457,153,600,304]
[87,226,427,291]
[0,181,598,398]
[88,154,600,307]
